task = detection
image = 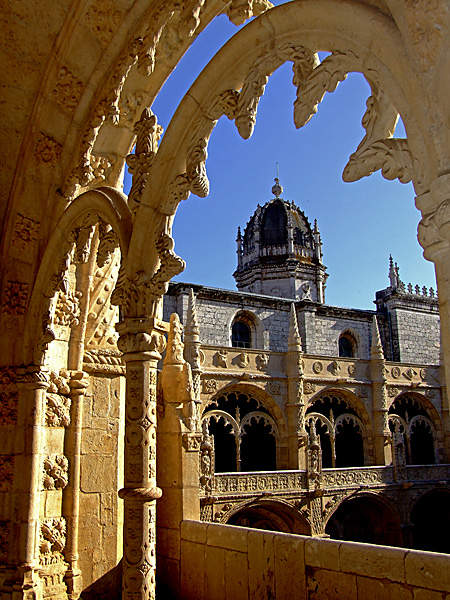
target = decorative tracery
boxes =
[202,390,278,472]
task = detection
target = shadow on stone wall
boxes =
[80,561,122,600]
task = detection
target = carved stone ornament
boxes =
[35,132,62,166]
[86,0,124,47]
[203,378,219,394]
[40,518,67,559]
[388,386,399,398]
[43,455,69,490]
[54,290,82,328]
[52,66,83,113]
[267,381,281,395]
[215,350,228,369]
[256,353,269,370]
[226,0,273,26]
[313,361,323,374]
[303,381,316,395]
[0,521,10,560]
[404,367,417,381]
[391,366,401,379]
[0,456,14,492]
[12,213,40,261]
[112,231,184,318]
[329,360,341,376]
[46,373,71,427]
[0,391,18,426]
[237,352,249,368]
[359,387,368,398]
[348,364,356,376]
[404,0,448,71]
[2,281,29,316]
[426,389,436,399]
[126,108,163,213]
[420,368,427,381]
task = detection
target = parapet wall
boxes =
[179,520,450,600]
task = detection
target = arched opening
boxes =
[411,490,450,553]
[202,390,278,472]
[232,320,251,348]
[306,392,365,468]
[226,500,311,535]
[389,394,436,465]
[325,495,402,547]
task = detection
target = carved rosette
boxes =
[42,455,69,490]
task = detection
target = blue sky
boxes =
[124,7,437,310]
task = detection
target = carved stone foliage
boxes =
[86,0,124,47]
[52,67,83,113]
[43,455,69,490]
[267,381,281,395]
[54,290,82,328]
[12,213,40,261]
[226,0,273,26]
[0,391,18,426]
[199,422,214,494]
[39,518,66,561]
[0,456,14,491]
[35,132,62,166]
[119,92,145,127]
[2,281,29,316]
[112,232,184,318]
[46,372,71,427]
[126,108,163,213]
[403,0,448,71]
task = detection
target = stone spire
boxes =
[371,315,385,361]
[388,255,399,289]
[185,287,199,339]
[288,303,302,352]
[236,226,243,268]
[184,288,202,399]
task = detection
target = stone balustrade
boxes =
[206,464,450,498]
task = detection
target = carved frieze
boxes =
[86,0,124,47]
[0,456,14,491]
[43,455,69,490]
[52,67,83,113]
[2,281,29,316]
[404,367,417,381]
[35,133,62,166]
[391,366,401,379]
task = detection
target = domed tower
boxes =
[233,179,328,302]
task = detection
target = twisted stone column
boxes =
[370,316,391,465]
[117,317,167,600]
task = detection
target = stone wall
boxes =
[389,307,440,364]
[78,374,124,598]
[179,520,450,600]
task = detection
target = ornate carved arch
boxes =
[23,187,132,365]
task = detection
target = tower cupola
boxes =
[233,180,328,302]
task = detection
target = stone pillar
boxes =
[12,366,49,599]
[63,371,89,600]
[370,316,391,465]
[286,304,308,469]
[158,313,202,599]
[417,174,450,456]
[116,317,167,600]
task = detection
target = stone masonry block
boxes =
[80,455,115,493]
[248,529,275,600]
[207,522,249,553]
[225,549,248,599]
[307,567,357,600]
[180,540,205,600]
[413,589,445,600]
[158,526,181,560]
[339,541,406,582]
[204,545,225,600]
[274,532,307,600]
[356,576,413,600]
[405,550,450,593]
[305,537,341,571]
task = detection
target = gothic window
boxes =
[202,391,277,473]
[388,394,436,465]
[339,332,356,358]
[232,320,251,348]
[306,392,365,467]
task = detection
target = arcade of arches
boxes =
[2,0,450,599]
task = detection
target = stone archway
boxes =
[226,498,312,535]
[411,488,450,553]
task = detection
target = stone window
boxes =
[339,332,356,358]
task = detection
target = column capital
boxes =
[417,174,450,262]
[117,317,169,361]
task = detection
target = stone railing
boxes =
[208,464,450,497]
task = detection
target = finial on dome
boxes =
[272,164,283,198]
